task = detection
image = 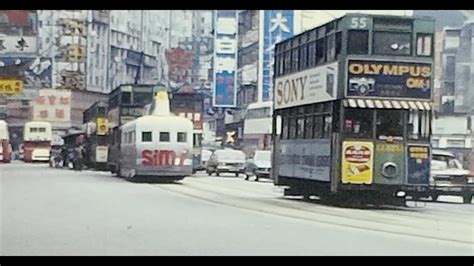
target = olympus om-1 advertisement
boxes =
[346,60,432,99]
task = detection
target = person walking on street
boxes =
[74,145,83,171]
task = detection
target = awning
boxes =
[343,99,432,111]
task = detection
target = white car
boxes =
[245,150,272,181]
[430,149,473,203]
[206,149,246,177]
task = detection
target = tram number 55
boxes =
[350,17,368,29]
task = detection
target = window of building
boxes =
[416,33,433,57]
[160,132,170,142]
[142,131,152,142]
[347,30,369,54]
[373,32,411,56]
[304,114,313,139]
[177,132,187,143]
[344,109,373,139]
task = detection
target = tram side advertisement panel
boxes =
[342,141,374,184]
[346,60,432,99]
[406,145,430,185]
[278,139,331,182]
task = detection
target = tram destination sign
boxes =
[346,60,432,99]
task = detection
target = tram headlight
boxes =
[382,162,398,179]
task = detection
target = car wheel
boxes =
[216,171,220,176]
[235,173,239,177]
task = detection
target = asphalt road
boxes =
[1,162,472,255]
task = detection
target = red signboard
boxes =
[165,47,192,85]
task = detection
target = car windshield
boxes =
[215,150,245,161]
[254,151,271,162]
[432,154,463,169]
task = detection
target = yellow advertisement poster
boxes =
[342,141,374,184]
[0,80,23,95]
[96,117,109,136]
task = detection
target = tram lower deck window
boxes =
[344,109,373,138]
[376,110,404,140]
[177,132,187,143]
[160,132,170,142]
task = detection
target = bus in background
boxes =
[107,84,164,174]
[243,101,273,156]
[0,120,11,163]
[170,92,204,173]
[118,89,193,181]
[272,14,434,205]
[83,101,109,170]
[23,121,52,162]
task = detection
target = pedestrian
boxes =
[74,145,83,171]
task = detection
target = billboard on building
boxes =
[0,57,52,88]
[55,17,87,91]
[259,10,295,102]
[165,47,193,90]
[213,10,238,108]
[32,89,71,123]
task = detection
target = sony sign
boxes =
[274,62,338,110]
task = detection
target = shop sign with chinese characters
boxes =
[32,89,71,122]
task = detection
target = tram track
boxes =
[151,176,473,246]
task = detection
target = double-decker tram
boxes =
[23,121,52,162]
[243,101,273,156]
[82,101,109,170]
[107,84,161,174]
[118,90,193,182]
[272,14,434,206]
[170,92,204,173]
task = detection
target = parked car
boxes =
[430,149,474,203]
[206,149,246,177]
[245,150,272,181]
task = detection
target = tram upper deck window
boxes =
[97,107,106,115]
[121,91,131,105]
[344,109,373,139]
[376,110,404,140]
[416,34,433,57]
[347,30,369,54]
[134,92,152,106]
[373,32,411,56]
